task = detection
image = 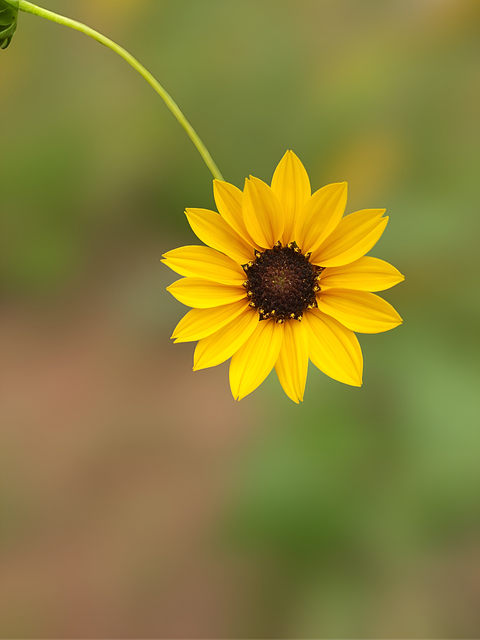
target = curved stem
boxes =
[16,0,224,181]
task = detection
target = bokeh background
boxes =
[1,0,480,637]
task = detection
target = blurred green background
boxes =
[1,0,480,637]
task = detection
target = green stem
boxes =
[15,0,224,181]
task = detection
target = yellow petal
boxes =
[317,288,403,333]
[229,319,284,400]
[193,307,259,371]
[271,151,311,246]
[162,245,246,285]
[311,209,388,268]
[172,299,250,343]
[302,309,363,386]
[320,256,405,292]
[185,208,255,265]
[167,277,246,308]
[213,180,258,247]
[242,176,284,249]
[274,319,309,403]
[294,182,347,254]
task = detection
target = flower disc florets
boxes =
[243,242,323,322]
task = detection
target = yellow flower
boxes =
[163,151,404,403]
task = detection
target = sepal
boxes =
[0,0,19,50]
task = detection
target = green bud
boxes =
[0,0,19,50]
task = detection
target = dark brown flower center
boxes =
[243,243,323,322]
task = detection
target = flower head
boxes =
[163,151,404,402]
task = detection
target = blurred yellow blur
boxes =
[1,0,480,637]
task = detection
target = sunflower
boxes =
[163,151,404,403]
